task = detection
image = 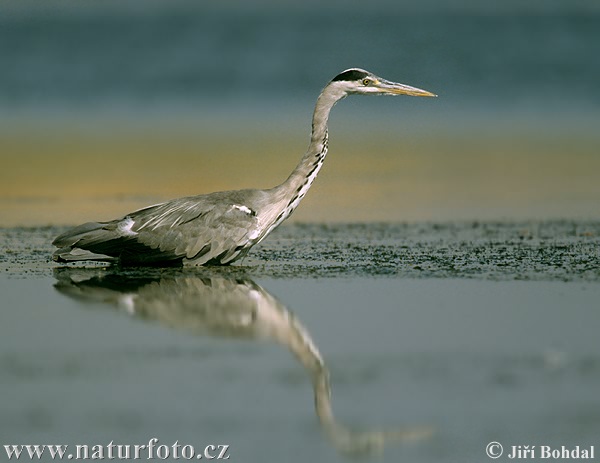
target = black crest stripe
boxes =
[331,69,369,82]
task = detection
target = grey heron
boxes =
[53,68,435,266]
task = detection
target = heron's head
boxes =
[329,68,436,98]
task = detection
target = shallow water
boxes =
[1,223,599,462]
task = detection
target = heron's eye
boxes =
[362,78,371,86]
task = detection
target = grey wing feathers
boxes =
[52,218,179,264]
[53,194,261,266]
[131,197,260,264]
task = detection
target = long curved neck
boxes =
[273,85,346,215]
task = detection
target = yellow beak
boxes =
[378,80,437,97]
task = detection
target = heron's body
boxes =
[53,68,435,266]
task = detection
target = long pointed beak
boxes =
[377,80,437,97]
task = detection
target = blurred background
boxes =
[1,0,599,226]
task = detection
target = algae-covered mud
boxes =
[252,221,600,281]
[2,221,599,281]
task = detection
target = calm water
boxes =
[1,0,599,227]
[1,0,599,117]
[1,224,599,462]
[1,272,600,462]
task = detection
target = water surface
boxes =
[1,224,599,462]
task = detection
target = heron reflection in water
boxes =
[54,268,431,457]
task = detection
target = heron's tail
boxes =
[52,222,120,263]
